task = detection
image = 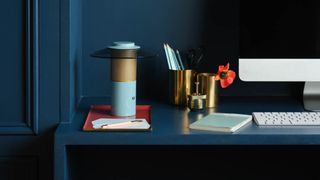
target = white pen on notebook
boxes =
[92,118,142,127]
[101,120,143,129]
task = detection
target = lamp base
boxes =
[111,81,136,116]
[303,82,320,111]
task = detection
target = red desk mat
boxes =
[83,105,152,131]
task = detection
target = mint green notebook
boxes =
[189,113,252,133]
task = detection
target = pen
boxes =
[101,120,143,128]
[176,50,184,70]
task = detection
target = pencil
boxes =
[176,50,184,70]
[166,44,177,70]
[168,44,180,70]
[163,44,172,70]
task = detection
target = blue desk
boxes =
[54,96,320,180]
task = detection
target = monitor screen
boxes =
[240,0,320,58]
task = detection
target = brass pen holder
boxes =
[169,70,196,106]
[197,73,218,108]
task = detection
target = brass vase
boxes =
[197,73,218,108]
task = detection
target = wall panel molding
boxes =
[0,0,39,135]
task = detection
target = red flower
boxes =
[214,63,236,88]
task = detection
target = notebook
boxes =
[189,113,252,133]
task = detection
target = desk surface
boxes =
[55,96,320,145]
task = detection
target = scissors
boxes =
[187,47,204,69]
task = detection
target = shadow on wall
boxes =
[80,0,304,102]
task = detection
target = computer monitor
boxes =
[239,0,320,111]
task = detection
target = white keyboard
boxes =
[253,112,320,126]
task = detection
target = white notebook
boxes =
[189,113,252,133]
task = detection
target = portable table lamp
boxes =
[91,41,153,116]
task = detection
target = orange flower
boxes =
[214,63,236,88]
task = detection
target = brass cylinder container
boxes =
[110,49,138,82]
[198,73,218,108]
[169,70,196,106]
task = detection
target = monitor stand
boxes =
[304,82,320,111]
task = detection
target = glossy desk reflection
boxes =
[181,107,218,134]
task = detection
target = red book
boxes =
[83,105,152,131]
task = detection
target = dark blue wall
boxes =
[0,0,316,179]
[81,0,209,99]
[0,0,60,179]
[77,0,308,101]
[241,1,319,58]
[0,0,26,126]
[70,0,83,119]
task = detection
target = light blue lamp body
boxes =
[111,81,136,116]
[109,42,140,117]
